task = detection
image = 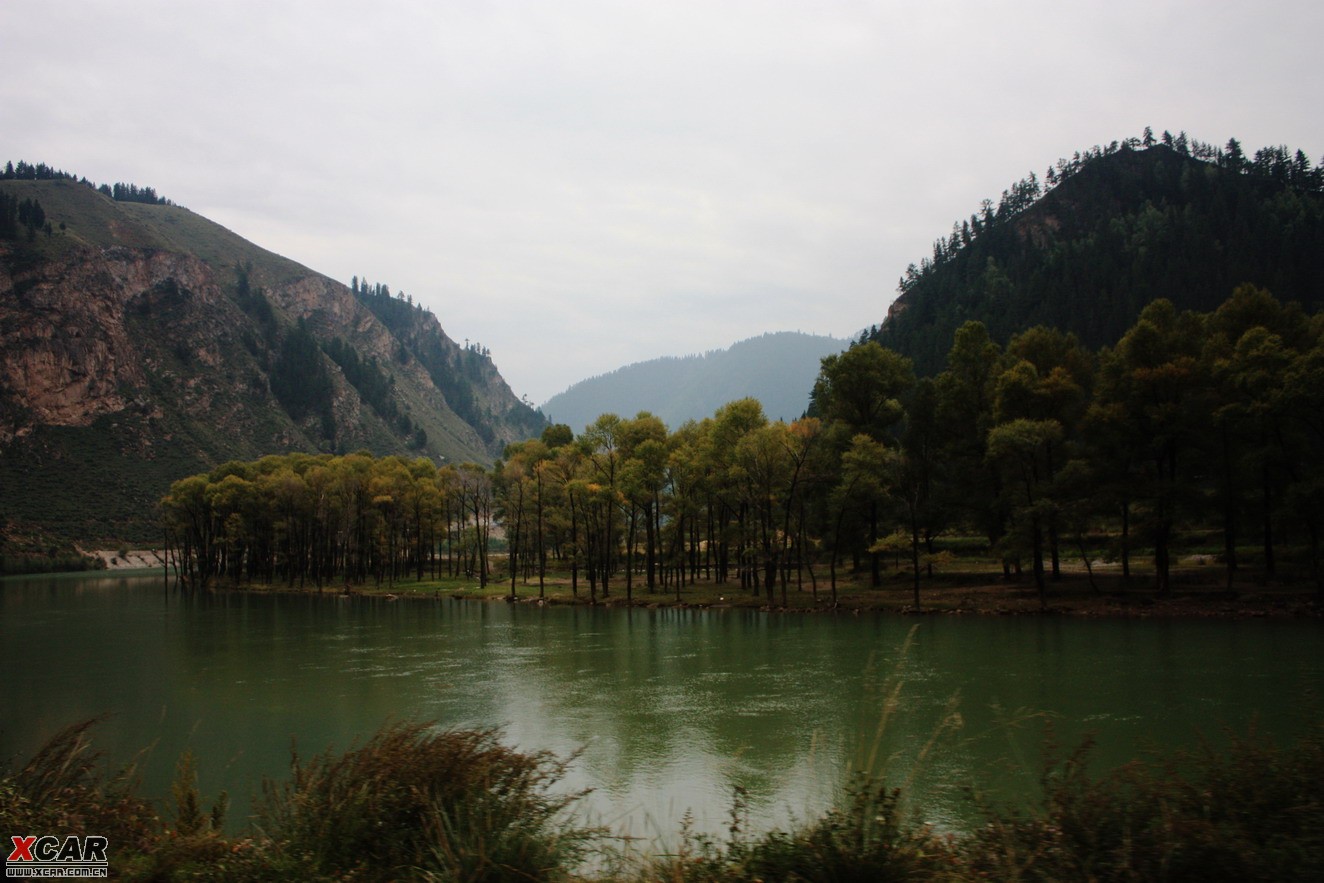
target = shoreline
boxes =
[157,573,1324,621]
[58,549,1324,620]
[82,547,168,571]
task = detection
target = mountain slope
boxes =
[870,136,1324,374]
[542,332,848,431]
[0,176,544,542]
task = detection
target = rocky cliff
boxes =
[0,178,544,543]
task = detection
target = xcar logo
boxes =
[6,835,109,878]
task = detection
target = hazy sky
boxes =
[5,1,1322,404]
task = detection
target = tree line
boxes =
[2,159,173,204]
[161,451,497,590]
[896,129,1324,299]
[161,285,1324,603]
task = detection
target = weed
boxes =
[253,721,600,881]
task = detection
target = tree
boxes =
[934,322,1007,574]
[811,342,914,585]
[734,423,794,605]
[994,327,1092,579]
[458,463,493,587]
[703,399,769,590]
[828,435,896,603]
[579,414,629,599]
[812,341,913,442]
[987,419,1064,606]
[1224,138,1247,172]
[618,414,669,596]
[494,445,534,599]
[896,378,943,606]
[546,443,587,597]
[661,421,706,600]
[1093,300,1211,594]
[1204,286,1309,585]
[1279,331,1324,595]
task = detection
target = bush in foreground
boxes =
[253,722,598,880]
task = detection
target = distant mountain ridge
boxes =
[869,132,1324,374]
[542,331,849,431]
[0,172,544,542]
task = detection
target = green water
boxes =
[1,574,1320,843]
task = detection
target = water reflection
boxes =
[1,576,1320,843]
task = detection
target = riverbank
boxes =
[203,562,1323,619]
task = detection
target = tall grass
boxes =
[0,719,600,881]
[634,626,963,882]
[253,721,600,880]
[0,718,158,874]
[632,775,958,882]
[3,717,1322,880]
[963,724,1324,881]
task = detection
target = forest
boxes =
[160,284,1324,606]
[870,132,1324,375]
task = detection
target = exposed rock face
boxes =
[0,181,544,540]
[0,248,187,438]
[0,242,534,452]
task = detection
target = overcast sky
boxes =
[5,1,1323,404]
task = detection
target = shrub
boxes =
[253,721,600,881]
[961,726,1324,881]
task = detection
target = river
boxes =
[1,573,1320,844]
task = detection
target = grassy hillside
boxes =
[1,177,309,283]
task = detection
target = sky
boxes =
[5,1,1323,405]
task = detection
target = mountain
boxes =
[0,172,545,543]
[542,331,849,431]
[869,133,1324,374]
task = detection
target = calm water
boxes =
[1,574,1321,842]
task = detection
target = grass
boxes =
[0,179,310,285]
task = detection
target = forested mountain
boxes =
[0,172,544,545]
[870,131,1324,374]
[541,331,849,431]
